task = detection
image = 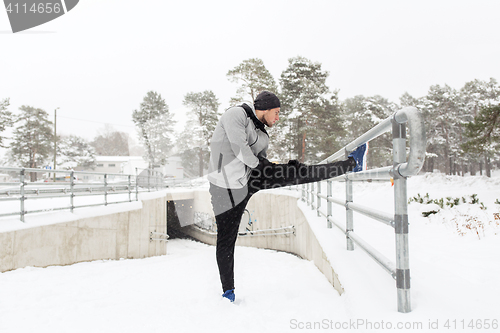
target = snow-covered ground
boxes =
[0,172,499,332]
[293,171,500,331]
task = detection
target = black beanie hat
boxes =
[254,91,280,110]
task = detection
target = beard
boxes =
[261,117,271,127]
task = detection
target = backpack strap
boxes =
[239,104,268,137]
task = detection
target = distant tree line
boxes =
[220,57,500,176]
[400,79,500,176]
[1,58,499,178]
[0,100,140,179]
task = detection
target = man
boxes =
[207,91,366,302]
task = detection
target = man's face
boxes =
[262,107,280,127]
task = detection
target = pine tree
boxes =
[422,84,467,175]
[9,106,53,180]
[180,90,220,176]
[132,91,175,169]
[0,98,13,148]
[460,78,500,175]
[461,78,500,117]
[462,105,500,177]
[227,58,278,105]
[305,92,346,162]
[279,56,331,163]
[399,92,420,108]
[176,126,199,178]
[58,135,97,170]
[342,95,396,168]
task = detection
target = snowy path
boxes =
[0,239,349,333]
[2,236,498,333]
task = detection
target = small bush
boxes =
[409,193,488,216]
[422,210,439,217]
[451,213,485,239]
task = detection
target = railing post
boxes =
[156,171,159,191]
[135,168,139,201]
[327,180,332,228]
[311,182,315,210]
[306,183,311,206]
[317,181,321,217]
[392,118,411,313]
[20,168,25,222]
[70,171,74,213]
[301,184,305,202]
[345,150,354,251]
[128,175,132,202]
[104,174,108,206]
[148,169,151,192]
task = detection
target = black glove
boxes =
[287,159,305,168]
[248,157,273,193]
[346,156,357,170]
[254,157,273,172]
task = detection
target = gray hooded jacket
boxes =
[207,102,269,189]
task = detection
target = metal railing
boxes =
[150,231,170,242]
[294,106,425,313]
[193,210,296,237]
[0,167,168,222]
[191,224,295,237]
[238,225,295,237]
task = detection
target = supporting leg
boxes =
[210,184,252,293]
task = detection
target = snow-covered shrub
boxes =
[409,193,499,238]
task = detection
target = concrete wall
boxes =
[184,190,344,295]
[0,195,168,272]
[0,189,343,296]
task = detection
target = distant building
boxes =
[80,156,146,182]
[159,155,184,179]
[0,173,12,182]
[79,156,184,182]
[95,156,147,174]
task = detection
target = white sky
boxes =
[1,0,500,143]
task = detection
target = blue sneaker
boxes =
[222,289,235,302]
[348,143,368,172]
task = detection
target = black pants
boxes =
[210,159,354,292]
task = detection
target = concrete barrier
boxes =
[0,194,168,272]
[0,188,344,296]
[184,190,344,295]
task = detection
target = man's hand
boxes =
[248,157,273,194]
[287,159,304,168]
[254,157,273,171]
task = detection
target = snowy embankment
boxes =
[0,173,499,332]
[295,171,500,328]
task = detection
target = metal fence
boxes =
[294,106,425,313]
[0,167,169,222]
